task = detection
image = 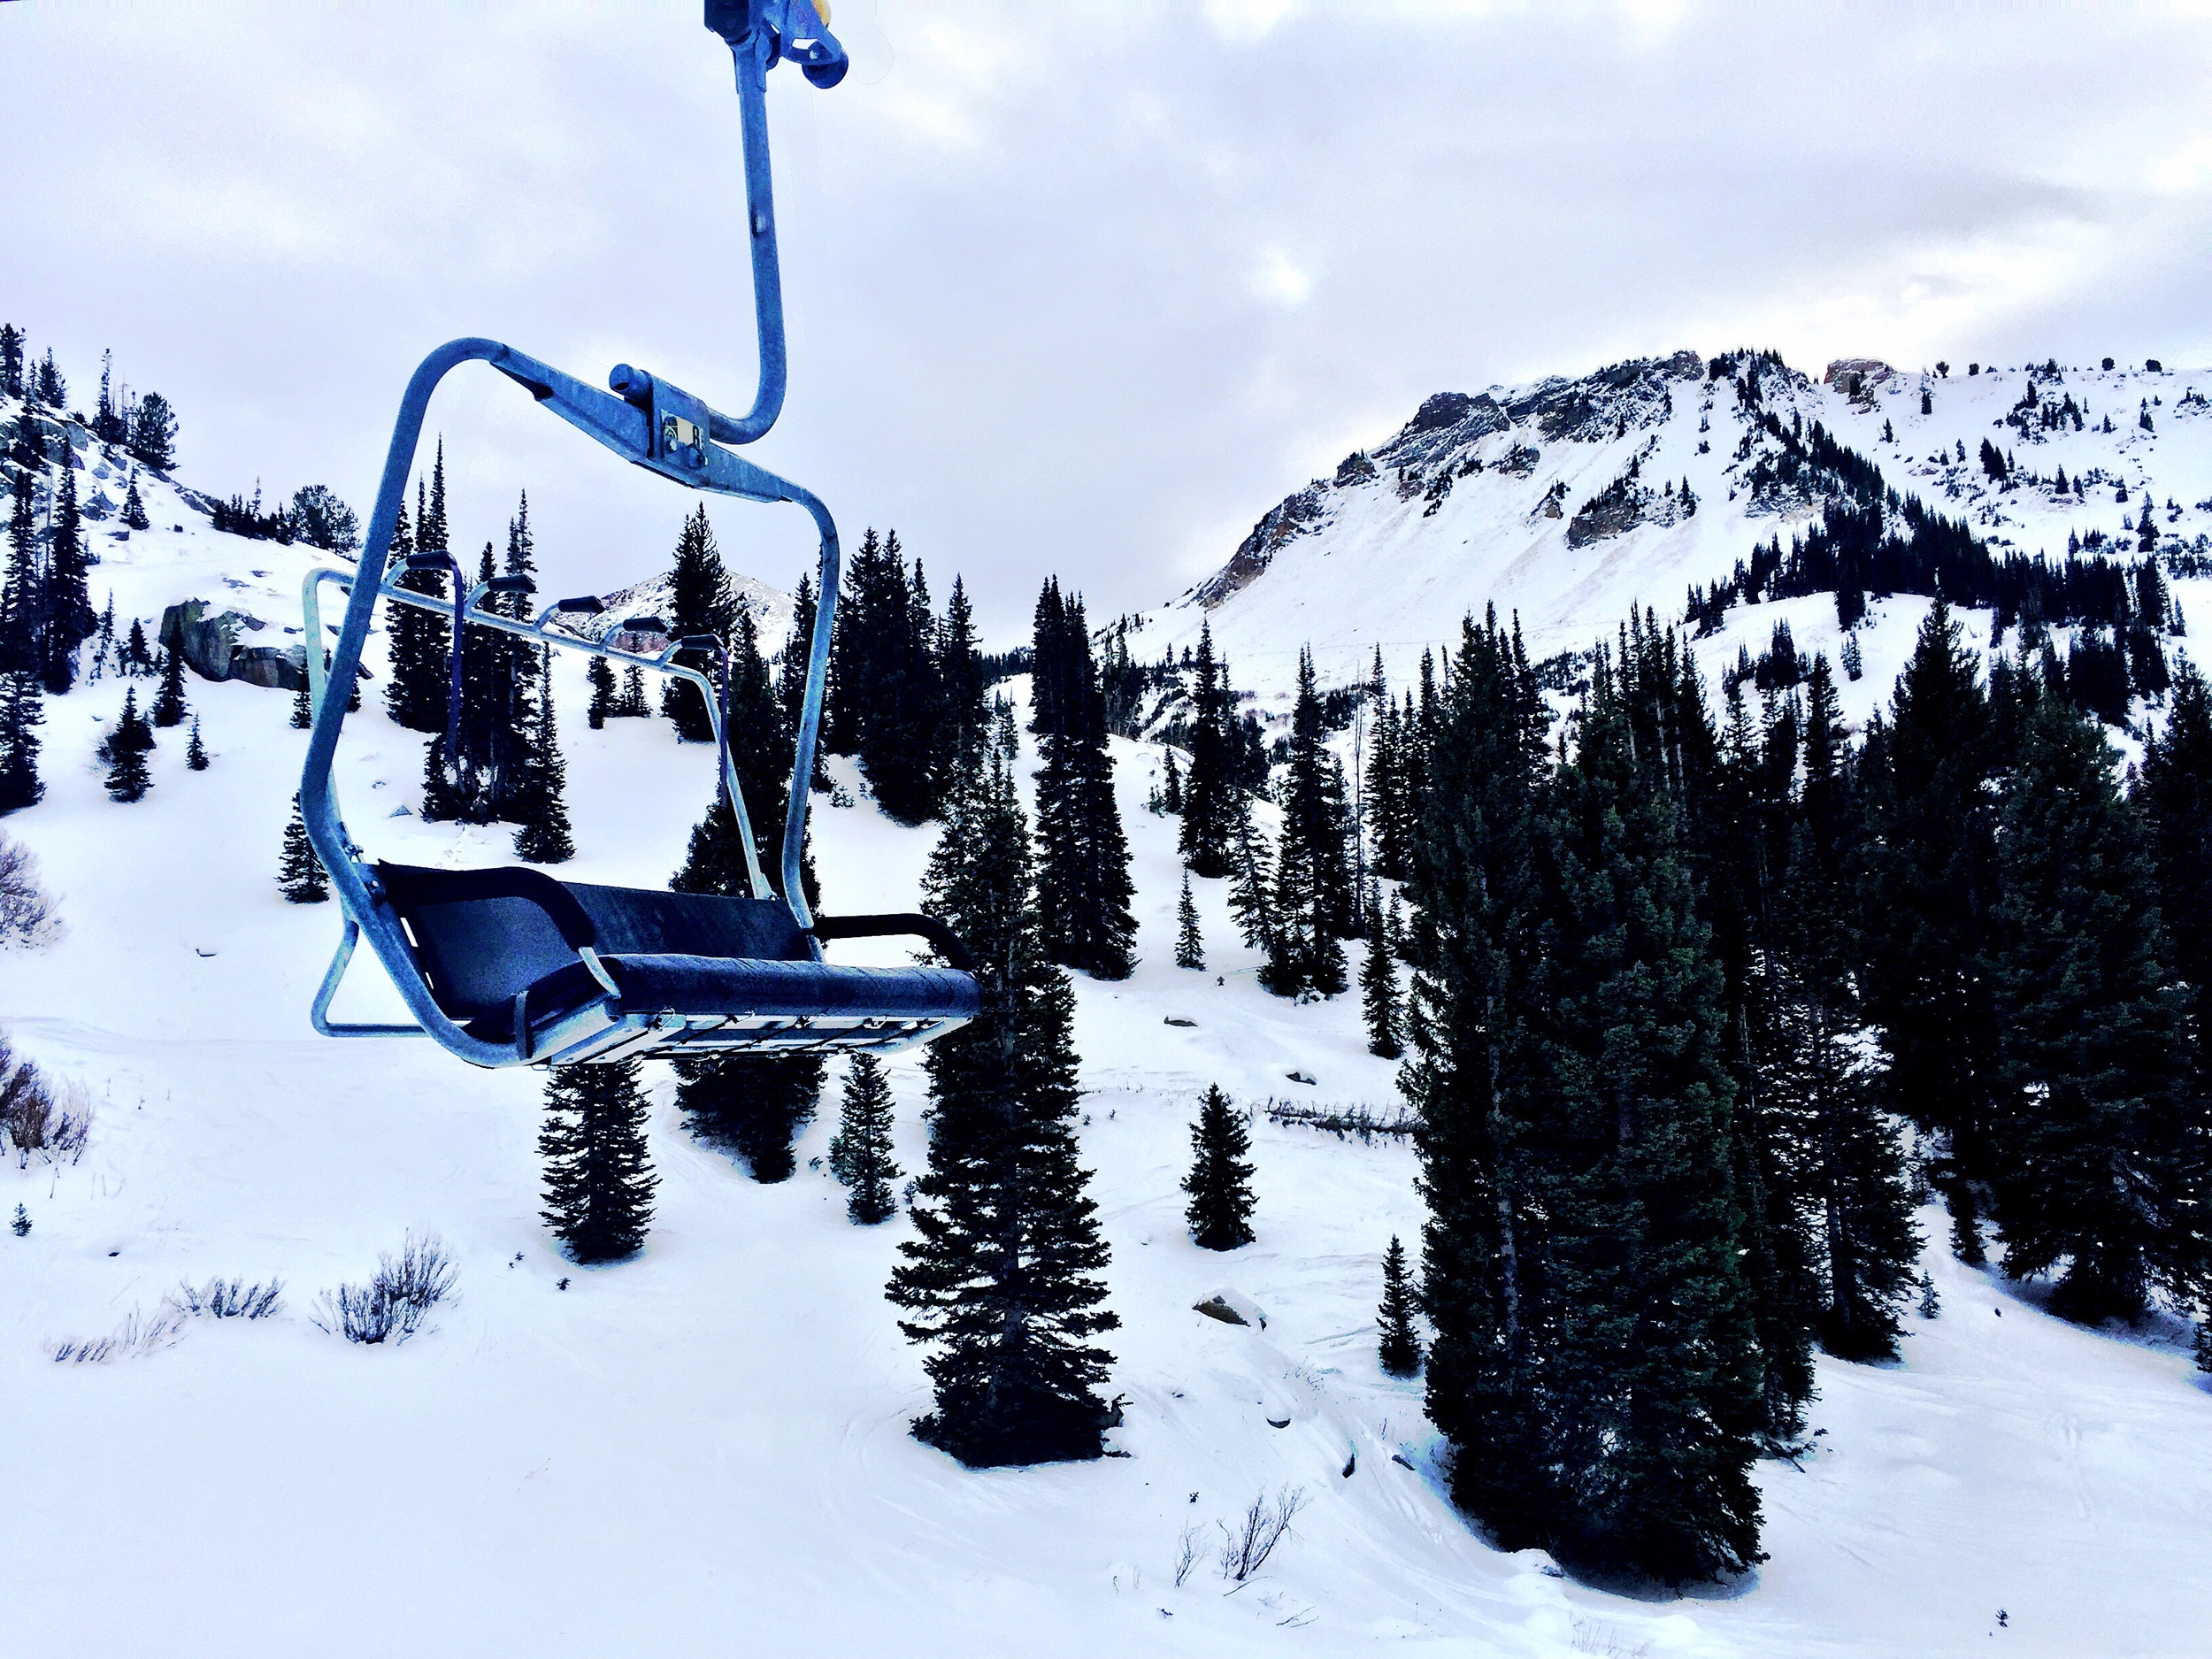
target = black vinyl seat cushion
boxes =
[376,863,979,1053]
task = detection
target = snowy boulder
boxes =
[159,600,303,689]
[1194,1290,1267,1329]
[231,645,309,691]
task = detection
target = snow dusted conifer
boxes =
[1377,1234,1422,1377]
[586,653,615,729]
[1033,585,1137,980]
[101,688,152,803]
[513,645,574,864]
[661,504,732,743]
[1182,1083,1255,1251]
[1178,622,1239,878]
[185,716,208,771]
[1360,896,1402,1058]
[888,750,1118,1466]
[151,643,189,729]
[827,1053,902,1225]
[121,472,149,531]
[1988,692,2199,1325]
[539,1056,657,1263]
[1174,871,1205,970]
[288,664,311,730]
[277,792,327,902]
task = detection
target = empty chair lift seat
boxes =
[378,864,980,1064]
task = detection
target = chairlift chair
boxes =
[298,0,982,1068]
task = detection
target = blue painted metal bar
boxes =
[296,3,858,1065]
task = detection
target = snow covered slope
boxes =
[1142,351,2212,699]
[3,405,2212,1659]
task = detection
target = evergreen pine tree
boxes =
[0,325,22,400]
[1161,745,1183,813]
[1857,596,2001,1260]
[1988,692,2201,1324]
[385,473,450,733]
[1532,648,1763,1583]
[288,663,311,729]
[41,455,92,695]
[1033,586,1137,979]
[120,472,149,531]
[0,471,45,813]
[278,792,328,902]
[661,504,733,742]
[1227,811,1276,953]
[539,1056,658,1263]
[1179,622,1240,877]
[185,716,208,771]
[1360,897,1402,1058]
[2137,661,2212,1090]
[513,644,575,864]
[586,653,615,729]
[618,662,649,717]
[127,391,177,471]
[1182,1083,1256,1250]
[1404,615,1550,1548]
[826,1053,902,1225]
[102,687,153,803]
[1771,657,1920,1363]
[1378,1234,1423,1377]
[1174,870,1205,970]
[887,752,1118,1467]
[1262,649,1352,998]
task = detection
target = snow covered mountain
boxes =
[1141,349,2212,712]
[4,382,2212,1659]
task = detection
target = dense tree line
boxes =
[822,527,987,824]
[1391,595,2212,1584]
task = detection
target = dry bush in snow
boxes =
[1,1039,89,1166]
[313,1233,456,1345]
[50,1304,187,1363]
[168,1277,285,1320]
[0,836,60,949]
[1217,1486,1308,1583]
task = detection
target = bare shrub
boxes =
[1571,1616,1653,1658]
[313,1233,456,1345]
[50,1304,186,1363]
[1173,1524,1204,1588]
[1,1041,90,1166]
[1217,1486,1308,1583]
[169,1276,284,1320]
[0,836,59,949]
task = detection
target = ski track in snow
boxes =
[2,426,2210,1658]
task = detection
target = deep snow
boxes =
[2,444,2210,1659]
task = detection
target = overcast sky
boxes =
[5,1,2209,641]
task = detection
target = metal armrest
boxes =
[806,913,977,973]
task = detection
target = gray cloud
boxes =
[4,1,2207,638]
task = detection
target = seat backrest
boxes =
[380,864,810,1021]
[564,882,810,964]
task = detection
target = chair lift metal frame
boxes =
[299,0,982,1069]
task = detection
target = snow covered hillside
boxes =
[1141,350,2212,705]
[2,433,2210,1657]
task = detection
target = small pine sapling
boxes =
[1182,1084,1256,1250]
[121,473,150,531]
[1917,1271,1940,1319]
[826,1052,902,1225]
[150,645,188,728]
[10,1202,27,1237]
[277,792,328,902]
[289,671,312,730]
[1378,1234,1422,1377]
[185,717,209,771]
[101,688,153,803]
[1174,870,1205,970]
